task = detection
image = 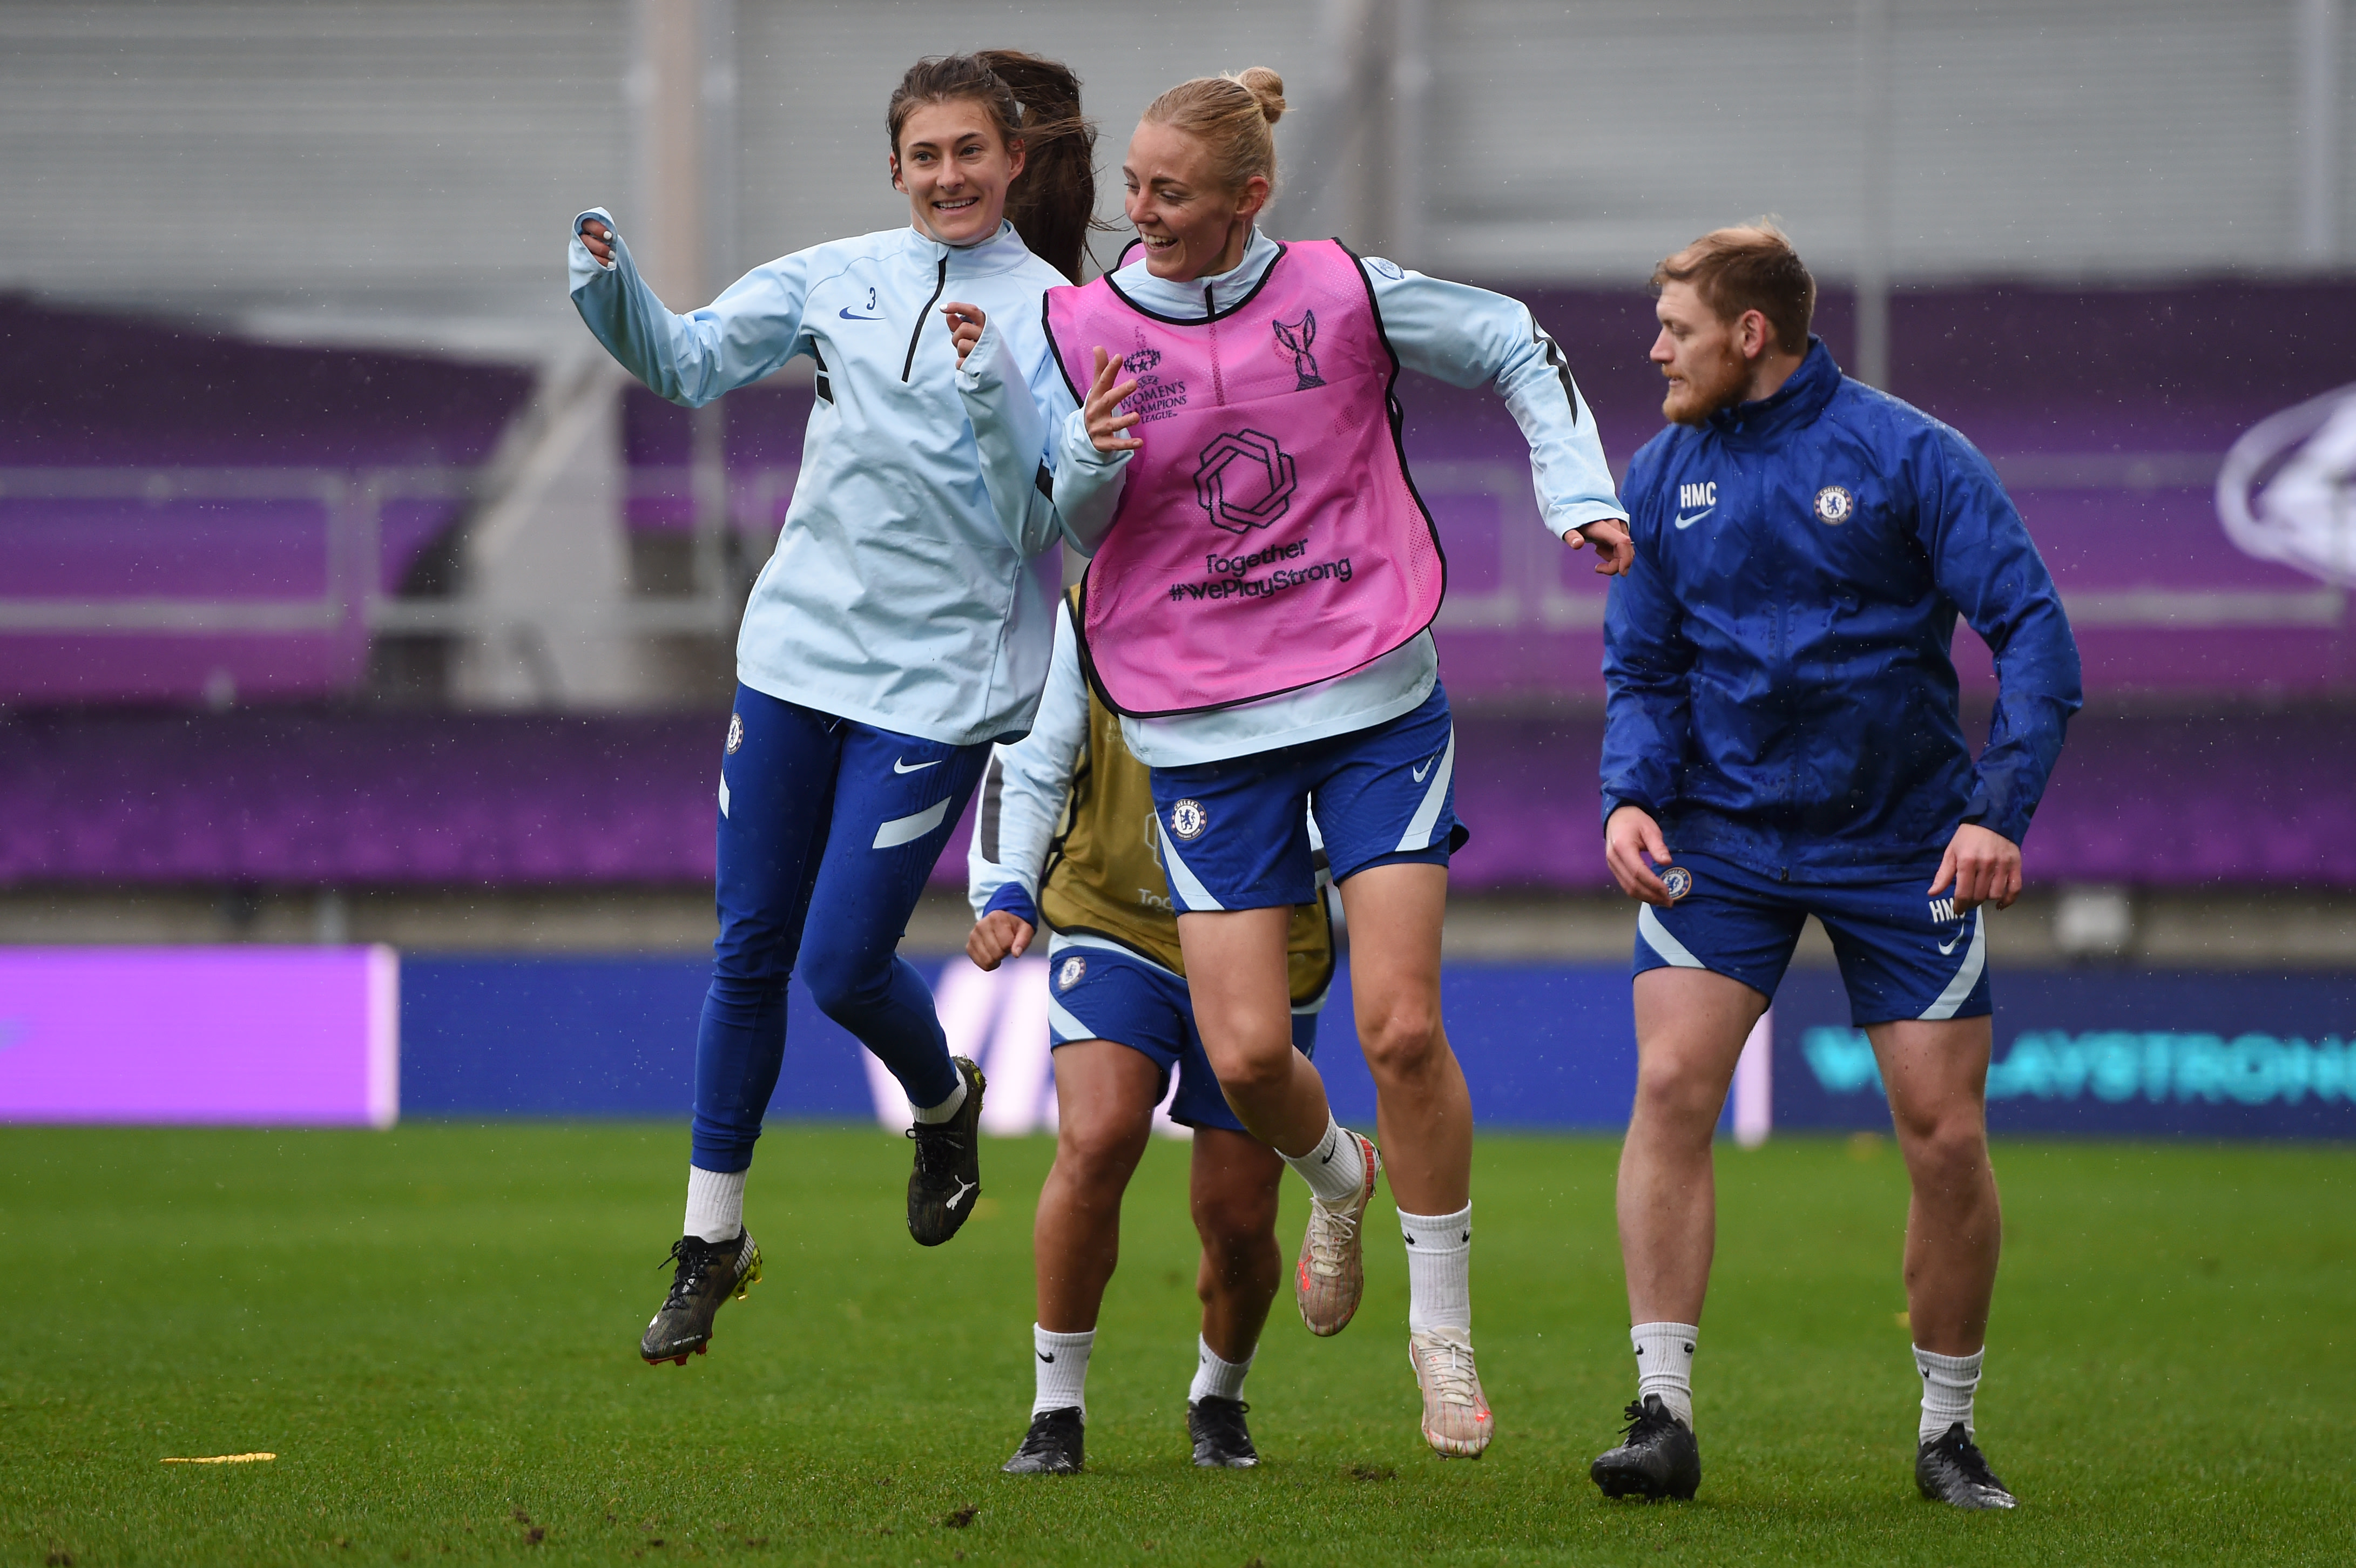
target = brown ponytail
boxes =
[885,51,1104,283]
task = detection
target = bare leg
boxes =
[1869,1017,2001,1355]
[1178,907,1333,1158]
[1617,968,1767,1326]
[1189,1126,1286,1362]
[1033,1041,1158,1333]
[1333,863,1472,1215]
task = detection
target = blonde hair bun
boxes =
[1234,66,1286,124]
[1143,69,1284,194]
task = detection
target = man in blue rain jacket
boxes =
[1587,224,2080,1512]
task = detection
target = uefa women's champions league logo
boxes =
[1273,312,1325,390]
[2218,382,2356,586]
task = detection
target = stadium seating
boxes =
[0,296,530,704]
[3,705,2350,891]
[5,281,2350,894]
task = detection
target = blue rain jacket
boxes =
[1601,340,2082,882]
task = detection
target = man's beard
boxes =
[1660,345,1748,427]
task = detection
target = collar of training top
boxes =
[1705,335,1842,444]
[906,220,1036,278]
[1109,226,1281,317]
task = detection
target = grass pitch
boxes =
[3,1125,2351,1566]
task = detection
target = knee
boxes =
[1201,1030,1295,1099]
[704,970,785,1028]
[1192,1186,1278,1260]
[1054,1112,1149,1187]
[1902,1113,1990,1192]
[1630,1059,1727,1142]
[1356,996,1444,1078]
[799,938,888,1020]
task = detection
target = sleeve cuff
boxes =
[1061,409,1132,471]
[982,881,1041,927]
[954,319,1009,394]
[572,207,619,273]
[1601,794,1657,830]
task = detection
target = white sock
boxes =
[1398,1204,1472,1333]
[911,1073,968,1125]
[1187,1335,1252,1404]
[682,1165,745,1242]
[1632,1322,1698,1428]
[1915,1345,1983,1442]
[1281,1115,1368,1207]
[1032,1323,1095,1416]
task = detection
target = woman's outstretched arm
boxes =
[570,209,812,408]
[1359,256,1630,571]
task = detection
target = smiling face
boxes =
[891,99,1025,247]
[1650,281,1755,427]
[1121,119,1267,282]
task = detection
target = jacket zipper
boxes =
[1204,282,1226,406]
[903,255,949,382]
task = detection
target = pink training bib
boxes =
[1044,240,1446,717]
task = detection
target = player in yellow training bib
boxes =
[967,587,1334,1474]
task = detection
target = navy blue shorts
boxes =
[1147,684,1469,913]
[1044,939,1318,1134]
[1632,849,1991,1026]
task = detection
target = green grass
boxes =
[2,1126,2351,1566]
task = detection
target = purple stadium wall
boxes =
[3,705,2350,891]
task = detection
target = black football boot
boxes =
[639,1231,761,1365]
[906,1056,987,1246]
[1001,1407,1085,1475]
[1589,1394,1702,1501]
[1915,1423,2018,1509]
[1187,1398,1260,1469]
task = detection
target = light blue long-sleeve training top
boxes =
[956,227,1626,766]
[569,211,1073,747]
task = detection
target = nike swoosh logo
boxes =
[1673,508,1714,529]
[1938,927,1969,955]
[1412,758,1436,782]
[893,757,942,774]
[1037,1350,1055,1363]
[838,307,885,320]
[948,1177,976,1210]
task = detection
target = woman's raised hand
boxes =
[1085,346,1144,454]
[944,302,987,367]
[578,218,615,266]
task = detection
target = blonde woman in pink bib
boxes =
[951,67,1630,1458]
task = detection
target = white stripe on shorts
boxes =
[1394,726,1458,853]
[1919,906,1986,1020]
[1047,993,1095,1045]
[1157,830,1226,911]
[872,795,951,849]
[1638,903,1707,969]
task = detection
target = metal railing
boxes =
[0,465,768,639]
[1,455,2341,640]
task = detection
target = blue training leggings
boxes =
[691,684,991,1173]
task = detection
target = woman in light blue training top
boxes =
[568,52,1101,1367]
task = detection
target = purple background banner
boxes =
[0,945,399,1126]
